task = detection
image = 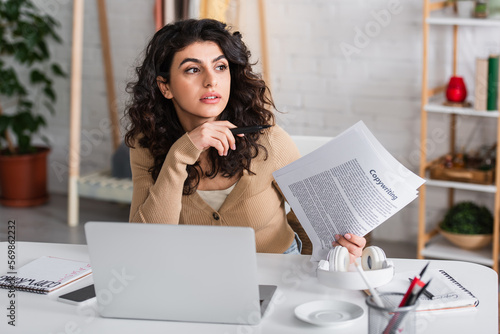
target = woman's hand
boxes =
[187,121,239,156]
[332,234,366,264]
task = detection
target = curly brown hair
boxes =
[125,19,275,195]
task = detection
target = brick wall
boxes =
[23,0,500,242]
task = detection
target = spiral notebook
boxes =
[0,256,92,294]
[377,269,479,312]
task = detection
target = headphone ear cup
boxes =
[327,246,350,272]
[318,260,330,271]
[326,248,336,270]
[361,246,387,271]
[384,260,394,269]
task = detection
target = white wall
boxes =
[26,0,500,242]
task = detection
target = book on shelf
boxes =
[474,57,489,111]
[0,256,92,294]
[376,268,479,312]
[273,121,425,261]
[487,54,499,111]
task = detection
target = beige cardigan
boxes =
[129,125,301,253]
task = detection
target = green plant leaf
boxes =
[43,85,56,102]
[30,69,49,84]
[4,0,22,21]
[36,115,46,128]
[0,43,15,55]
[441,201,494,234]
[13,42,30,64]
[19,100,33,108]
[17,133,31,154]
[51,63,66,77]
[36,39,50,60]
[0,67,26,96]
[0,114,11,134]
[0,0,65,153]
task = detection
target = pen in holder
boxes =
[354,262,385,308]
[366,292,418,334]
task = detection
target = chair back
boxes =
[290,135,333,156]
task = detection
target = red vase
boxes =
[446,76,467,103]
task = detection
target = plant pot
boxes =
[0,147,50,207]
[490,0,500,18]
[456,1,475,17]
[438,227,492,250]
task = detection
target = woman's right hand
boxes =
[187,121,238,156]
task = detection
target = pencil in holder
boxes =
[365,292,418,334]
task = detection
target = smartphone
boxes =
[58,284,96,305]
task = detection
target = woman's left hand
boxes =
[332,234,366,264]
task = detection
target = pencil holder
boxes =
[365,292,418,334]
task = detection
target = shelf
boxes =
[421,234,494,266]
[420,0,500,273]
[427,14,500,27]
[425,101,500,118]
[424,179,497,193]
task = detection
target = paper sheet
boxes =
[273,121,425,261]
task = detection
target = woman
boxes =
[125,19,365,258]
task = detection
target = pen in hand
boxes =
[230,125,272,135]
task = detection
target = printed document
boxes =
[273,121,425,261]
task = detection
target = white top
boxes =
[197,183,237,211]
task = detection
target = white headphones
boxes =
[326,245,351,272]
[319,245,392,272]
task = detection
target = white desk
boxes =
[0,242,497,333]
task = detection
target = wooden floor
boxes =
[0,193,129,244]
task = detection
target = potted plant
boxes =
[438,201,494,250]
[448,0,476,17]
[0,0,65,207]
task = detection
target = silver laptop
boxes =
[84,222,276,325]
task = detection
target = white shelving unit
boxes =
[427,15,500,26]
[421,234,494,266]
[426,99,500,117]
[424,178,497,193]
[427,5,500,26]
[418,1,500,273]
